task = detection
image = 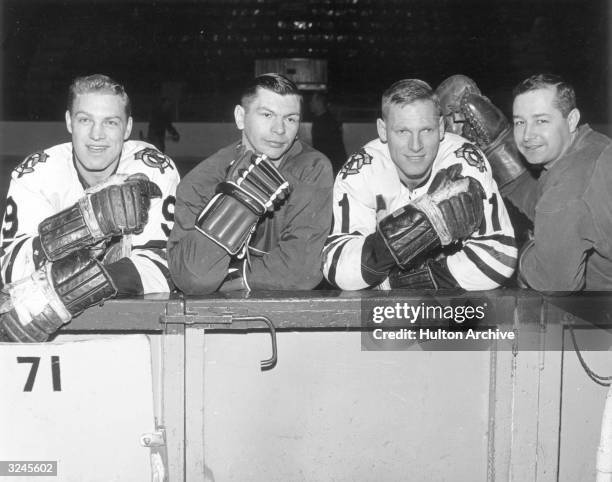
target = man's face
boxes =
[512,87,577,166]
[234,88,301,161]
[377,99,444,184]
[66,92,132,176]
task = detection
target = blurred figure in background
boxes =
[147,97,180,153]
[309,91,347,175]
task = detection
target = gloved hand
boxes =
[435,74,482,136]
[459,91,527,188]
[377,164,486,269]
[0,250,117,342]
[195,150,291,256]
[39,173,162,261]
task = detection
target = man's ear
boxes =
[234,105,245,130]
[376,118,387,143]
[567,108,580,133]
[124,116,133,140]
[65,110,73,133]
[438,115,445,140]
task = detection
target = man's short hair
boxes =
[67,74,131,117]
[513,74,576,117]
[381,79,441,119]
[240,73,302,108]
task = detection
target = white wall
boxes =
[2,121,611,160]
[0,121,378,161]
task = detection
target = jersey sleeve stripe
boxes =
[326,238,352,288]
[134,253,174,290]
[3,237,29,284]
[470,234,516,248]
[466,241,517,270]
[326,233,350,245]
[133,240,168,250]
[462,245,509,286]
[323,233,361,259]
[133,247,167,261]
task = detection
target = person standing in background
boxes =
[147,97,180,153]
[310,91,347,176]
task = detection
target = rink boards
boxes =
[1,290,611,481]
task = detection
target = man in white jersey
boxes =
[0,74,179,341]
[322,79,517,290]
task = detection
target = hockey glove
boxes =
[0,250,117,342]
[460,92,527,188]
[377,164,485,270]
[195,150,291,256]
[38,173,162,261]
[435,74,482,136]
[387,258,461,290]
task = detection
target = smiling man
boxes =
[168,73,333,293]
[322,79,516,291]
[503,74,612,291]
[0,74,179,341]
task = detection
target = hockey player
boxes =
[168,74,333,293]
[322,79,516,290]
[0,74,179,341]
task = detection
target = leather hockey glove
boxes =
[195,150,291,256]
[377,164,485,270]
[38,173,162,261]
[387,258,461,290]
[460,92,527,188]
[0,250,117,343]
[435,74,482,136]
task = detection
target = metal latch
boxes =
[161,299,278,370]
[141,429,167,482]
[140,429,165,448]
[232,315,277,370]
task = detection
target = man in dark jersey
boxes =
[455,73,612,291]
[168,74,333,293]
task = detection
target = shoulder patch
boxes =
[134,147,174,174]
[14,151,49,178]
[340,148,373,179]
[454,143,486,172]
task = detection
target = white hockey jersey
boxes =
[323,133,517,290]
[0,140,179,294]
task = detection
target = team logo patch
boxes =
[340,148,373,179]
[14,151,49,178]
[135,148,174,174]
[454,143,486,172]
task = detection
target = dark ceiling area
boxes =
[1,0,609,122]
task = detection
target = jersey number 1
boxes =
[479,193,501,235]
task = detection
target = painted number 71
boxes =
[17,356,62,392]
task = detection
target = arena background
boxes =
[1,0,610,207]
[1,2,612,480]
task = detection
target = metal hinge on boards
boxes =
[160,298,277,370]
[140,428,168,482]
